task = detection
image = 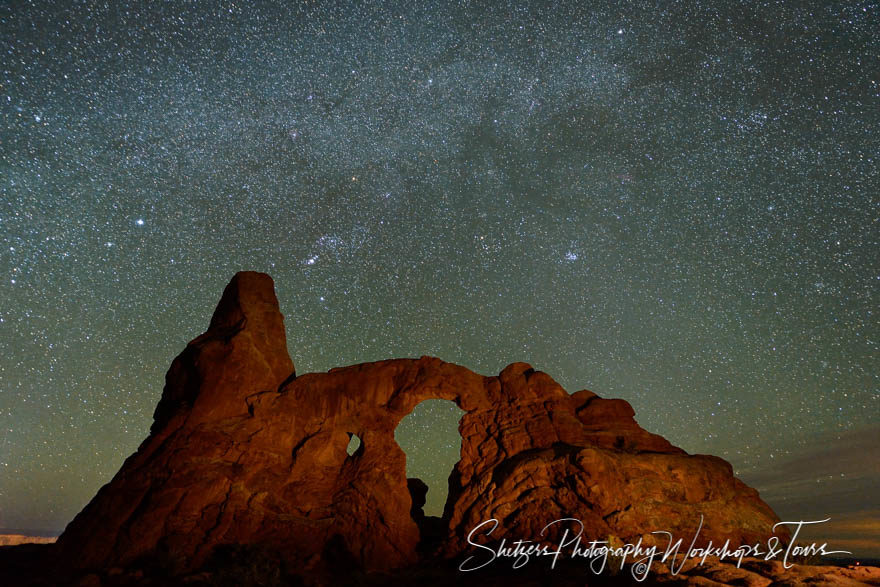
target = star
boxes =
[0,0,875,551]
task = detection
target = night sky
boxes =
[1,0,877,556]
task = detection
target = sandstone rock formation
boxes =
[0,534,56,547]
[650,557,880,586]
[55,271,787,581]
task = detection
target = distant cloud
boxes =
[738,426,880,558]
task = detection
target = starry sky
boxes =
[1,0,877,556]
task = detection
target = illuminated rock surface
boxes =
[53,272,788,581]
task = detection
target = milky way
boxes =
[1,1,877,552]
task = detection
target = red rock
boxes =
[651,557,880,586]
[55,272,789,580]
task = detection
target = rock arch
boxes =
[56,272,786,579]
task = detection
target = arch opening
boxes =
[394,399,465,531]
[346,433,361,456]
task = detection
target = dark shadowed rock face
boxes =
[55,272,785,579]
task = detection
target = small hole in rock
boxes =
[346,433,361,456]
